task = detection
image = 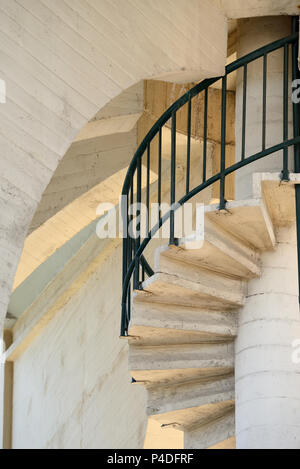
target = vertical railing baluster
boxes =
[126,271,131,332]
[219,76,227,210]
[186,96,191,194]
[262,53,268,151]
[127,176,134,327]
[158,128,162,228]
[282,43,290,181]
[241,65,247,160]
[146,143,150,235]
[121,189,129,336]
[170,112,177,245]
[130,177,134,219]
[203,89,208,183]
[134,156,142,289]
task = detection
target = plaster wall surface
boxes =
[29,126,138,233]
[0,0,227,331]
[236,222,300,449]
[11,241,148,449]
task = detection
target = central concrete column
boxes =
[235,17,300,449]
[235,17,293,199]
[236,223,300,449]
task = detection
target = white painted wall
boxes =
[0,0,228,331]
[12,241,148,449]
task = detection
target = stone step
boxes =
[253,172,300,227]
[205,198,276,251]
[130,342,234,386]
[138,256,245,310]
[147,375,235,417]
[150,402,235,434]
[129,302,237,346]
[156,218,261,280]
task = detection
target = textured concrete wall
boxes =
[236,222,300,448]
[12,242,148,449]
[29,82,144,233]
[0,0,227,331]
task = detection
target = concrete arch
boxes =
[0,0,228,329]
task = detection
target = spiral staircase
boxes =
[128,172,297,448]
[121,22,300,449]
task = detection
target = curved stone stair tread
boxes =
[205,198,276,251]
[131,368,234,387]
[138,267,245,310]
[184,411,235,449]
[130,343,234,386]
[156,219,261,280]
[150,401,235,432]
[130,342,235,369]
[253,173,300,227]
[129,302,237,346]
[147,376,235,417]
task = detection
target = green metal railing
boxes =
[121,19,300,337]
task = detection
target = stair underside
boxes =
[150,401,235,432]
[130,342,234,388]
[147,376,235,416]
[129,302,237,346]
[138,271,244,310]
[185,411,236,449]
[132,368,234,387]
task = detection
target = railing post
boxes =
[219,76,227,210]
[282,43,290,181]
[241,64,247,161]
[170,112,177,245]
[186,96,191,195]
[134,157,142,290]
[203,89,208,183]
[121,191,129,336]
[146,143,150,235]
[292,16,300,305]
[262,53,267,151]
[158,128,162,228]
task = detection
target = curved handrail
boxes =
[121,30,299,337]
[122,32,298,197]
